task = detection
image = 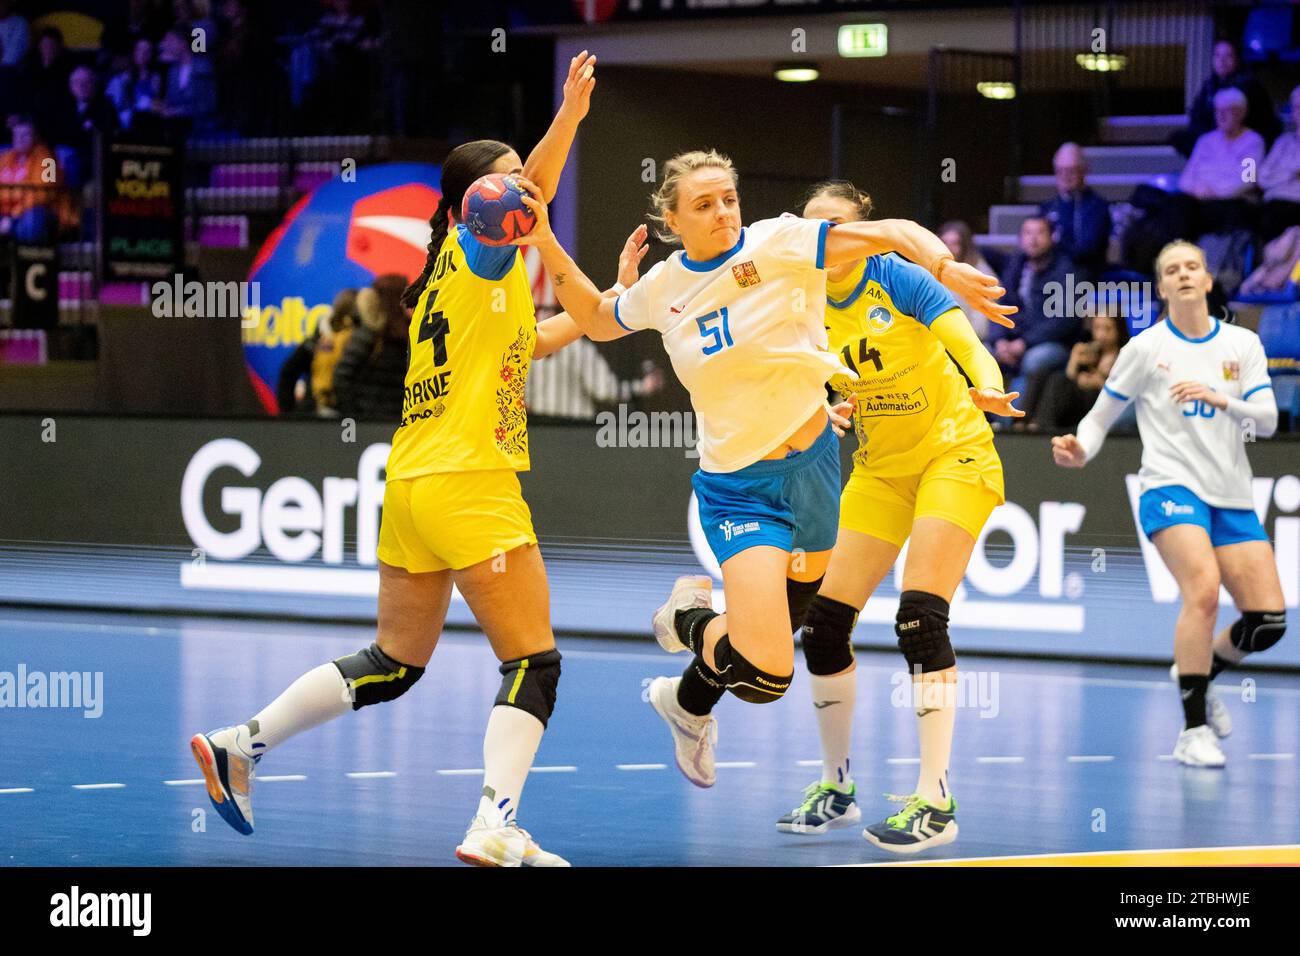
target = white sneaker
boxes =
[648,675,717,787]
[1170,664,1232,738]
[190,725,257,835]
[1173,724,1226,768]
[651,576,714,654]
[455,811,570,867]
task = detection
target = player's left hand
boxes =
[939,261,1017,328]
[829,394,857,436]
[969,387,1024,418]
[559,51,597,122]
[617,224,649,288]
[1169,380,1226,410]
[512,177,553,247]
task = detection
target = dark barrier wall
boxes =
[2,414,1298,664]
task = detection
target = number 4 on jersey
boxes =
[417,290,451,366]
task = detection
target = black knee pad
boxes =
[895,590,955,673]
[801,595,857,675]
[495,649,561,728]
[1230,611,1287,654]
[333,642,425,710]
[712,634,792,703]
[787,577,824,633]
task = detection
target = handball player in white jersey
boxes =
[1053,240,1286,767]
[514,150,1012,786]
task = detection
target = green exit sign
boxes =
[838,23,887,58]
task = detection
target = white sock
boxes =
[244,663,351,755]
[477,705,545,824]
[914,673,956,806]
[810,670,856,787]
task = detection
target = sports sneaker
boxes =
[190,726,257,836]
[1173,724,1226,768]
[863,792,958,854]
[647,675,717,787]
[776,781,861,834]
[1170,663,1231,738]
[651,575,714,654]
[455,813,570,867]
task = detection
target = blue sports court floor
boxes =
[2,607,1298,867]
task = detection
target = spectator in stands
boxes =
[0,118,61,243]
[172,0,217,43]
[1259,84,1300,242]
[1017,308,1128,433]
[0,0,27,121]
[158,26,218,134]
[1039,142,1111,280]
[1175,87,1265,234]
[988,216,1080,400]
[306,0,379,132]
[101,0,169,61]
[939,219,998,341]
[25,27,74,133]
[59,67,119,182]
[333,274,410,422]
[1174,39,1280,156]
[277,288,358,417]
[215,0,270,135]
[106,38,165,130]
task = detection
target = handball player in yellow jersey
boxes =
[776,182,1023,853]
[189,53,644,867]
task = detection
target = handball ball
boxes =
[461,173,537,246]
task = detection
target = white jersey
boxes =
[1100,317,1272,508]
[613,215,843,472]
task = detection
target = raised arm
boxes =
[520,52,596,203]
[825,219,1017,329]
[928,308,1024,418]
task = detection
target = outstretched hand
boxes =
[559,51,597,122]
[617,224,650,289]
[940,261,1017,329]
[969,387,1024,418]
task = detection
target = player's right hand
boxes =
[1051,434,1086,468]
[512,176,553,247]
[941,261,1017,328]
[617,224,650,288]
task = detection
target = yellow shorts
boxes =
[376,469,537,573]
[839,441,1005,548]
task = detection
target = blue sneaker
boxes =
[190,726,257,835]
[863,792,958,854]
[777,780,860,834]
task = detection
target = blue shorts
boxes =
[693,422,842,565]
[1138,485,1268,547]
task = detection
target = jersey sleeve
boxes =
[613,262,662,333]
[1239,334,1272,401]
[881,254,960,327]
[757,214,833,270]
[1098,335,1146,403]
[456,225,518,281]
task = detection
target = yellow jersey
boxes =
[385,225,536,480]
[825,254,994,476]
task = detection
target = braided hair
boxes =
[401,139,514,310]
